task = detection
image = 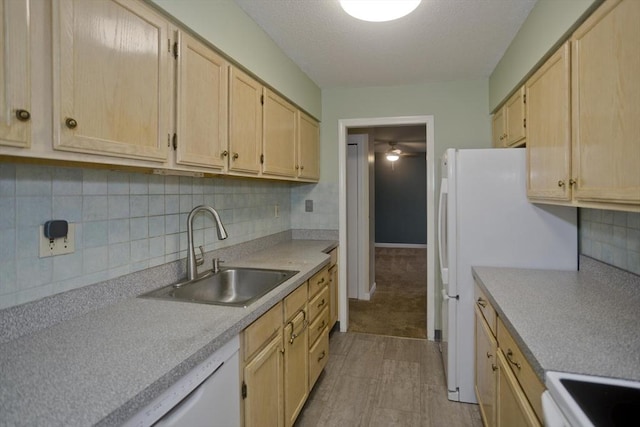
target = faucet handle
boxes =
[196,246,205,266]
[212,258,224,273]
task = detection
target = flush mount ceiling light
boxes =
[340,0,421,22]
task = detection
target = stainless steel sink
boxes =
[140,267,299,307]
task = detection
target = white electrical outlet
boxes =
[39,224,75,257]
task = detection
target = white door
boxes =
[346,139,359,299]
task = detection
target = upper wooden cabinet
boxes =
[526,42,571,201]
[262,89,297,178]
[229,67,263,175]
[297,112,320,180]
[492,87,525,148]
[175,30,229,172]
[570,0,640,206]
[526,0,639,211]
[0,0,31,148]
[53,0,170,162]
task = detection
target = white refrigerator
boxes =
[437,148,577,403]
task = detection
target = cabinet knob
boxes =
[300,165,304,171]
[486,351,492,359]
[557,180,565,188]
[221,150,228,157]
[492,364,497,372]
[232,152,239,160]
[477,298,487,308]
[295,165,299,170]
[569,178,577,187]
[65,118,78,129]
[15,109,31,122]
[318,350,326,362]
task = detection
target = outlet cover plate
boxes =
[39,223,75,257]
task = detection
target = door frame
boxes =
[338,115,436,340]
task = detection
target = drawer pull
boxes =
[492,364,497,372]
[318,320,325,331]
[506,349,522,370]
[317,298,325,308]
[486,352,492,359]
[477,298,487,308]
[317,350,326,362]
[287,310,307,344]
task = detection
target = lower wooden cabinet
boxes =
[283,285,308,427]
[328,247,339,329]
[475,306,497,427]
[307,267,330,390]
[496,351,541,427]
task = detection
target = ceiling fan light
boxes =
[386,152,400,162]
[339,0,421,22]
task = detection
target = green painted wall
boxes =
[321,80,492,182]
[150,0,321,119]
[489,0,598,111]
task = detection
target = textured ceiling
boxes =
[233,0,537,88]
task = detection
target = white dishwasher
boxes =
[124,336,240,427]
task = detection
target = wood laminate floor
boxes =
[295,332,482,427]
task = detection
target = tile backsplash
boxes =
[0,163,291,309]
[579,208,640,275]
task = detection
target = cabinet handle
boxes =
[232,152,239,160]
[477,298,487,308]
[318,277,325,285]
[569,178,577,187]
[557,180,565,188]
[492,364,497,372]
[65,118,78,129]
[317,350,326,362]
[221,150,228,157]
[300,165,304,170]
[15,109,30,122]
[318,320,326,331]
[317,298,325,308]
[295,165,299,170]
[506,349,522,370]
[486,352,492,359]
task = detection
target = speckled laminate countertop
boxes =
[0,239,336,426]
[472,256,640,384]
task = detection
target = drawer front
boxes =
[308,266,330,299]
[284,283,308,322]
[497,318,545,422]
[243,301,283,362]
[328,248,337,268]
[309,328,329,389]
[308,306,329,346]
[474,282,496,336]
[308,285,329,321]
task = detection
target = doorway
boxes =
[337,115,436,340]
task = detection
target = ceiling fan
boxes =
[380,141,423,161]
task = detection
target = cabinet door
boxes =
[492,108,506,148]
[244,334,284,427]
[475,307,497,427]
[284,311,309,427]
[329,265,338,328]
[0,0,30,148]
[496,351,541,427]
[53,0,169,162]
[297,112,319,180]
[175,31,228,171]
[525,42,572,201]
[505,87,526,147]
[571,0,640,205]
[229,66,262,174]
[263,89,297,177]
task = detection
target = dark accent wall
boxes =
[374,153,426,244]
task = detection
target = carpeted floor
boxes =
[348,247,427,339]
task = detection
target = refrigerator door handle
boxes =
[441,288,458,300]
[438,178,449,284]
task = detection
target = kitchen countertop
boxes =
[472,256,640,384]
[0,239,336,426]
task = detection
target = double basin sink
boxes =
[141,267,299,308]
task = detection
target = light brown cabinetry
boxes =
[229,66,263,175]
[526,0,640,211]
[262,89,297,178]
[525,42,572,201]
[307,266,330,389]
[474,282,543,427]
[297,112,320,180]
[0,0,30,148]
[242,302,284,427]
[283,285,308,427]
[53,0,170,162]
[492,87,526,148]
[174,30,229,172]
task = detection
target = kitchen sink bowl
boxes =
[545,371,640,426]
[141,267,299,307]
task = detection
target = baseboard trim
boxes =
[375,243,428,249]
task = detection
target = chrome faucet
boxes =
[186,205,228,281]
